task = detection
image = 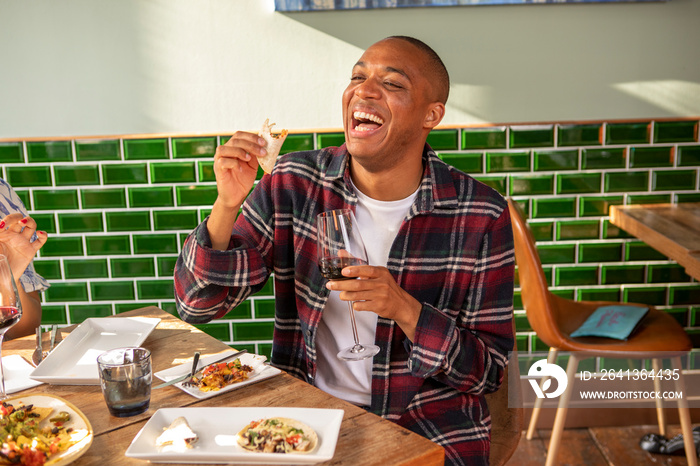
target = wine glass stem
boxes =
[0,334,6,400]
[346,301,364,353]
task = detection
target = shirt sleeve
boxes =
[19,263,50,293]
[406,206,515,395]
[174,215,271,324]
[174,179,275,324]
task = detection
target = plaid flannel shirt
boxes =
[175,144,515,466]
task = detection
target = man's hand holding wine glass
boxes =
[325,264,422,342]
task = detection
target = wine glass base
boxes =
[337,344,380,361]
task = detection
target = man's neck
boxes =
[349,155,423,201]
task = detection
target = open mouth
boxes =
[352,111,384,132]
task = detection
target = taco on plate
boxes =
[236,417,317,454]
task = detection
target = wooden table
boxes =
[6,307,444,465]
[609,202,700,281]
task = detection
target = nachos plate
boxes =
[0,394,92,466]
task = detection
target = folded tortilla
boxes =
[237,417,317,454]
[257,119,288,174]
[155,416,199,451]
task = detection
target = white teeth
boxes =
[353,111,384,125]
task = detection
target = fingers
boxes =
[213,151,258,174]
[220,131,267,159]
[19,216,37,240]
[32,230,48,251]
[0,213,24,231]
[325,266,383,292]
[340,265,379,279]
[0,214,46,244]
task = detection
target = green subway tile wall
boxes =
[3,118,699,363]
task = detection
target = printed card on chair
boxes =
[570,305,649,340]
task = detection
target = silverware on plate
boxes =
[32,327,43,366]
[153,349,248,389]
[49,324,60,353]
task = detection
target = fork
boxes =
[49,324,59,351]
[31,327,43,366]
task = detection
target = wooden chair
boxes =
[485,320,523,466]
[507,198,696,466]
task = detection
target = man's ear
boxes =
[424,102,445,130]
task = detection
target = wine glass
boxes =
[0,254,22,399]
[317,209,380,361]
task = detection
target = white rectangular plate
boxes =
[155,351,282,399]
[126,407,344,464]
[29,317,161,385]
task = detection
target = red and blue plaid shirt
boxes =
[175,144,515,465]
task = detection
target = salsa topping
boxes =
[183,358,254,392]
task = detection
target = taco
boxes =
[236,417,317,454]
[257,119,288,174]
[155,416,198,451]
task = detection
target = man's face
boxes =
[342,39,442,171]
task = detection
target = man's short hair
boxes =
[386,35,450,104]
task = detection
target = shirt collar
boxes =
[324,144,459,215]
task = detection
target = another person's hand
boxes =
[326,265,423,341]
[0,213,47,284]
[213,132,267,209]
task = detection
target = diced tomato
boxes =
[20,446,46,466]
[286,434,301,445]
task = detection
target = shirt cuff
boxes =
[406,303,457,378]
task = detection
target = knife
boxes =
[153,349,248,389]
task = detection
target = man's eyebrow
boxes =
[353,62,411,81]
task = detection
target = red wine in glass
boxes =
[317,209,380,361]
[319,256,367,281]
[0,306,21,331]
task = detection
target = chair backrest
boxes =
[486,319,523,466]
[507,199,566,349]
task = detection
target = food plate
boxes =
[3,393,93,466]
[154,350,281,399]
[29,316,161,385]
[125,407,344,464]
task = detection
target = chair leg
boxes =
[545,353,579,466]
[526,347,558,440]
[671,356,697,466]
[651,358,666,436]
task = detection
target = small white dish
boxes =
[29,316,160,385]
[126,407,344,464]
[155,350,281,399]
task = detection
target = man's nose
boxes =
[355,77,381,99]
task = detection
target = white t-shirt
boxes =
[315,182,418,406]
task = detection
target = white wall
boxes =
[1,0,698,139]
